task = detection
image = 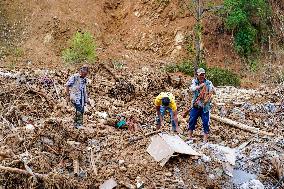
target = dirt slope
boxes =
[0,0,246,70]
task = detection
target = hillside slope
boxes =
[0,0,283,79]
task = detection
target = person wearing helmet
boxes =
[154,92,181,133]
[182,68,215,142]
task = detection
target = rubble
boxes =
[0,66,283,188]
[240,179,264,189]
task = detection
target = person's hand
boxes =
[199,83,205,89]
[182,110,189,118]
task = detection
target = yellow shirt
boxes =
[154,92,177,111]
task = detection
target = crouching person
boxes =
[154,92,181,133]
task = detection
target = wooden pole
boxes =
[210,114,274,136]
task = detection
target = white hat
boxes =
[197,68,205,75]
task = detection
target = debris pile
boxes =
[0,66,283,188]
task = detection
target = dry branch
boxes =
[73,159,79,176]
[128,130,161,143]
[0,165,46,179]
[99,63,119,81]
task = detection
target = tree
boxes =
[223,0,271,59]
[189,0,223,76]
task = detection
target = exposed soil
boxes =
[0,0,243,70]
[0,1,284,188]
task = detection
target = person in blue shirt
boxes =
[182,68,215,142]
[66,65,90,128]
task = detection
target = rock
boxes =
[119,166,127,172]
[96,112,108,119]
[25,124,35,132]
[201,154,211,162]
[164,172,172,177]
[43,33,53,44]
[209,174,215,179]
[118,159,125,165]
[41,137,54,146]
[214,168,223,177]
[136,176,144,189]
[99,178,117,189]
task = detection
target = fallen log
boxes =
[0,165,46,179]
[210,114,274,136]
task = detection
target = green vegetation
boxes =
[165,60,195,76]
[248,59,260,72]
[223,0,271,58]
[62,31,97,63]
[112,60,124,69]
[275,70,284,83]
[165,61,240,86]
[206,67,241,86]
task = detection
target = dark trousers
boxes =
[188,107,210,134]
[73,103,84,126]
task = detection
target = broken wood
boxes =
[90,149,100,175]
[53,82,60,99]
[210,114,274,136]
[73,159,79,176]
[0,165,46,179]
[99,63,119,81]
[0,152,12,160]
[28,89,55,105]
[128,130,161,143]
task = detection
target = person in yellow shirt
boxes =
[154,92,181,132]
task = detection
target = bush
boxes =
[62,31,97,63]
[165,61,241,87]
[206,67,241,87]
[234,26,257,56]
[164,60,195,76]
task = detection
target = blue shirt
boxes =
[66,73,88,105]
[190,78,214,113]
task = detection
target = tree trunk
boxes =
[194,0,202,76]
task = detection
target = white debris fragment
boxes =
[99,178,117,189]
[96,112,108,119]
[240,179,264,189]
[25,124,35,131]
[147,133,200,166]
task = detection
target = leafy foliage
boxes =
[206,67,241,86]
[62,31,97,63]
[223,0,271,57]
[165,61,240,86]
[164,60,195,76]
